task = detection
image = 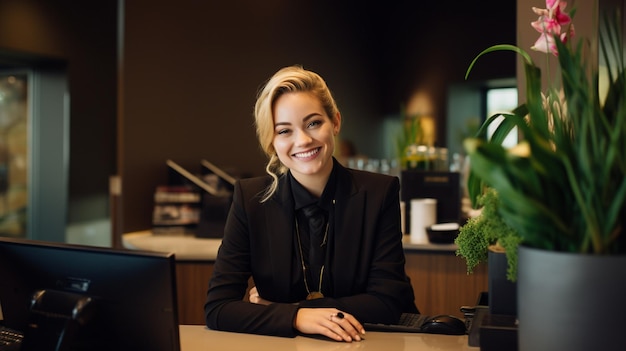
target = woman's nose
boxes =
[295,129,313,145]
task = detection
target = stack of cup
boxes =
[409,198,437,244]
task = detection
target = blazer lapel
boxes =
[264,175,295,301]
[331,165,365,296]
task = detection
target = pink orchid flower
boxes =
[530,0,575,55]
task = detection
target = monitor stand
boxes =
[21,289,94,351]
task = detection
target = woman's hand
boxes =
[294,308,365,342]
[248,286,272,305]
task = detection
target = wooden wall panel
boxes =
[405,251,488,318]
[174,251,488,325]
[176,262,214,325]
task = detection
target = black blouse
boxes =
[289,167,337,299]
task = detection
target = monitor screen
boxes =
[0,237,180,351]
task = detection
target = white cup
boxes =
[410,198,437,244]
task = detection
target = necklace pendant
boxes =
[306,291,324,300]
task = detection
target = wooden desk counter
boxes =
[401,236,488,319]
[123,232,487,324]
[122,231,221,261]
[179,325,478,351]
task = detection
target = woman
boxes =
[204,65,417,342]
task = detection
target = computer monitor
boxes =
[0,237,180,351]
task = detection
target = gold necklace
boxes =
[295,218,329,300]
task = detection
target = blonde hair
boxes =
[254,65,340,202]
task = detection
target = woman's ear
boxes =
[333,112,341,135]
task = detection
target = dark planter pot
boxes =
[488,250,517,316]
[517,245,626,351]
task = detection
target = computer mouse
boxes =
[420,314,467,335]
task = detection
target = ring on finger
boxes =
[330,311,345,320]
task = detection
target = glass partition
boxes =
[0,73,28,238]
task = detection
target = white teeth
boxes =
[294,148,319,158]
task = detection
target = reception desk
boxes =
[179,325,478,351]
[122,231,465,260]
[123,231,487,325]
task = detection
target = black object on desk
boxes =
[364,313,467,335]
[479,313,518,351]
[0,325,24,351]
[0,237,181,351]
[466,306,488,347]
[465,292,518,351]
[463,292,488,347]
[420,315,467,335]
[426,223,460,244]
[21,289,94,351]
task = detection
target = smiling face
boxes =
[272,91,340,193]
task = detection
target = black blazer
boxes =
[204,161,417,337]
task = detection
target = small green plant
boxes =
[394,105,425,167]
[455,188,522,281]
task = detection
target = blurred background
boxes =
[0,0,520,245]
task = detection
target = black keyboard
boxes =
[0,326,23,351]
[364,313,431,333]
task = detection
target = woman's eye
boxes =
[307,120,322,128]
[276,128,290,135]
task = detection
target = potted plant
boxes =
[464,1,626,350]
[455,187,521,315]
[455,187,521,309]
